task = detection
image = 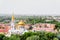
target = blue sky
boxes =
[0,0,60,16]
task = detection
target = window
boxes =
[0,27,1,29]
[2,27,5,29]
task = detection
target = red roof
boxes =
[0,24,10,33]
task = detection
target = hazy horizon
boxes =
[0,0,60,16]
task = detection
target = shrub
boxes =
[46,32,57,40]
[0,34,5,40]
[36,31,48,40]
[20,32,37,40]
[53,38,59,40]
[9,34,20,40]
[26,35,39,40]
[20,31,57,40]
[0,31,58,40]
[3,36,9,40]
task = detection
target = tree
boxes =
[46,32,57,40]
[9,34,20,40]
[3,36,9,40]
[26,35,39,40]
[53,38,59,40]
[20,32,37,40]
[0,34,5,40]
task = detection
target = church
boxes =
[7,14,28,35]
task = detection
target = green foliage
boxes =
[53,38,59,40]
[20,31,57,40]
[46,32,57,40]
[3,34,20,40]
[3,36,9,40]
[36,31,48,40]
[26,35,39,40]
[0,34,5,40]
[20,32,37,40]
[0,31,58,40]
[55,22,60,29]
[9,34,20,40]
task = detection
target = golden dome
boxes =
[18,20,25,25]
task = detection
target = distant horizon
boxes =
[0,13,60,16]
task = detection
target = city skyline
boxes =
[0,0,60,16]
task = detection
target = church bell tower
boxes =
[11,12,15,30]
